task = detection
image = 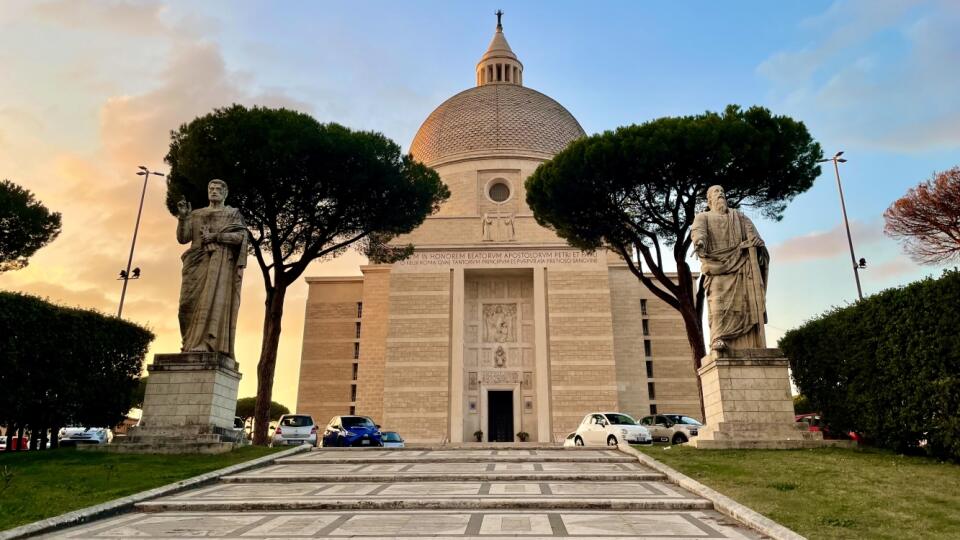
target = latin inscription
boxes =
[398,249,598,267]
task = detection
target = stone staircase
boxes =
[46,445,763,538]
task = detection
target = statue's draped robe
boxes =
[691,208,769,349]
[177,206,247,356]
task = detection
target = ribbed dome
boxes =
[410,83,585,167]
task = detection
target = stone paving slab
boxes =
[41,510,762,538]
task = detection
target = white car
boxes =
[573,412,652,446]
[59,427,113,446]
[381,431,405,448]
[271,414,318,447]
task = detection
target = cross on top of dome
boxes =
[477,10,522,87]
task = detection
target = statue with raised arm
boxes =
[176,179,248,357]
[691,185,769,352]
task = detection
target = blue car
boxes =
[321,415,384,447]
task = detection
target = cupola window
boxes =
[488,181,511,203]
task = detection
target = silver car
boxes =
[639,414,702,445]
[270,414,318,447]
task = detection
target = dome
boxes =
[410,83,586,167]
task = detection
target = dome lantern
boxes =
[476,10,523,87]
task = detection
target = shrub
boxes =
[0,292,153,450]
[780,269,960,460]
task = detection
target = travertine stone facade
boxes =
[296,278,362,426]
[296,19,701,442]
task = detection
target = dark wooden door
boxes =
[488,391,514,442]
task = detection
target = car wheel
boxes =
[672,433,688,445]
[607,435,618,446]
[574,436,584,447]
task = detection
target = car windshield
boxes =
[341,416,376,428]
[605,413,637,425]
[666,415,702,426]
[279,415,314,427]
[382,432,401,442]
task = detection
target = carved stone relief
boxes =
[494,346,507,368]
[522,372,533,390]
[468,372,478,390]
[482,371,521,384]
[480,212,516,242]
[483,303,517,343]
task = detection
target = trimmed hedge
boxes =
[0,291,154,449]
[780,269,960,460]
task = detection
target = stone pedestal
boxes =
[689,348,846,449]
[106,352,243,454]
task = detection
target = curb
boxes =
[618,444,806,540]
[0,444,310,540]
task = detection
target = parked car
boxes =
[270,414,318,447]
[562,432,577,447]
[381,431,405,448]
[572,412,652,446]
[59,427,112,446]
[795,413,860,442]
[321,415,383,447]
[639,414,702,445]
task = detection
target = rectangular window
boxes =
[645,360,654,379]
[350,384,357,402]
[647,382,656,400]
[642,319,650,336]
[352,363,358,381]
[649,404,658,414]
[353,342,360,360]
[640,299,648,316]
[355,322,361,339]
[644,340,652,357]
[349,405,356,415]
[357,302,363,318]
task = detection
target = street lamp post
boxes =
[818,151,864,301]
[118,166,165,318]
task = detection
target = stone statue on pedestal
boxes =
[176,179,248,357]
[691,185,768,352]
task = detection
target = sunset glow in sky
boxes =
[2,1,958,410]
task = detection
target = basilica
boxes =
[296,18,699,443]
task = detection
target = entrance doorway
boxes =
[487,390,514,442]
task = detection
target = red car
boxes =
[795,413,860,442]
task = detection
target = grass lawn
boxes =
[636,445,960,539]
[0,446,282,531]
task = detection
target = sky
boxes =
[1,1,958,411]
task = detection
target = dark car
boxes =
[321,415,383,447]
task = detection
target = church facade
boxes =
[296,20,700,443]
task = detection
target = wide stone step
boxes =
[280,451,634,464]
[221,461,664,483]
[137,481,706,513]
[53,509,760,538]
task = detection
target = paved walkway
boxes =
[41,446,763,538]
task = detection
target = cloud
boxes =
[771,219,884,263]
[758,0,960,151]
[870,256,921,279]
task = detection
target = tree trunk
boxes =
[4,424,15,452]
[17,426,25,452]
[50,423,61,449]
[39,425,49,451]
[252,285,287,446]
